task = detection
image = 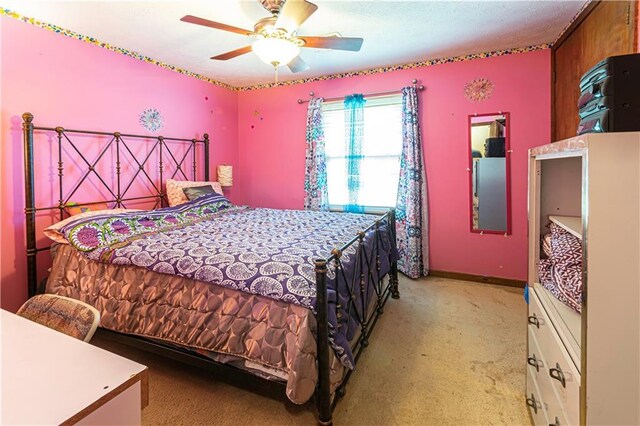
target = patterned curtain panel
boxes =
[303,98,329,211]
[344,94,367,213]
[396,86,429,278]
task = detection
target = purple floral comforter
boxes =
[61,193,396,368]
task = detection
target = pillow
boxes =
[66,202,109,216]
[166,179,223,207]
[44,208,143,244]
[182,185,219,201]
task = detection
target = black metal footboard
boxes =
[314,209,399,425]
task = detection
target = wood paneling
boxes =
[552,1,638,141]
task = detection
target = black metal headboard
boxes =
[22,112,210,297]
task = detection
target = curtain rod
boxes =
[296,79,425,104]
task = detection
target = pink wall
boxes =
[0,14,552,311]
[0,17,239,311]
[237,49,551,282]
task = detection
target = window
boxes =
[323,95,403,210]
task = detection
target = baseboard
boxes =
[429,270,526,288]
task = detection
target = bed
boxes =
[22,112,399,424]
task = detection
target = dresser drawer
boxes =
[529,329,573,426]
[527,327,546,378]
[527,288,551,340]
[539,372,573,426]
[528,291,581,425]
[526,367,550,426]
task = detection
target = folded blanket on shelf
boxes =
[537,222,582,313]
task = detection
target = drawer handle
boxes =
[526,393,538,414]
[528,314,540,328]
[527,354,541,372]
[549,363,566,387]
[549,416,561,426]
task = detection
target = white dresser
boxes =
[1,309,148,425]
[526,132,640,425]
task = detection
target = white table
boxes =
[1,309,148,425]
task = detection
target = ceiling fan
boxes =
[180,0,364,76]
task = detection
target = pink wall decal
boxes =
[0,17,239,311]
[237,49,551,282]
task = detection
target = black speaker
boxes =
[577,53,640,135]
[484,137,505,158]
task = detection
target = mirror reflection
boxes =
[469,113,510,234]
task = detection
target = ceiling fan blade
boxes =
[300,36,363,51]
[287,56,310,73]
[181,15,254,36]
[211,46,253,60]
[275,0,318,33]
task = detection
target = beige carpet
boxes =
[92,276,529,425]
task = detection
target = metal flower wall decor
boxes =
[464,78,494,102]
[139,108,164,132]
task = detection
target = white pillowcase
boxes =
[165,179,223,207]
[44,208,143,244]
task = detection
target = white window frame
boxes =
[322,94,403,214]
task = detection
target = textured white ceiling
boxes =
[3,1,586,88]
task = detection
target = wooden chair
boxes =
[17,294,100,342]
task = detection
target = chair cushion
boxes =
[17,294,100,342]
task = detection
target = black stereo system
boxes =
[484,137,505,158]
[577,53,640,135]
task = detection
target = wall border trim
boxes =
[236,43,550,91]
[0,8,235,91]
[2,7,551,92]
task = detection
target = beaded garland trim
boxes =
[3,7,555,92]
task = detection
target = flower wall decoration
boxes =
[139,108,164,132]
[464,78,494,102]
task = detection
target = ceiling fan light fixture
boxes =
[252,38,300,67]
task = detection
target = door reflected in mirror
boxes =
[468,112,511,234]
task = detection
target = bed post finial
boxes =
[23,112,38,297]
[203,133,210,181]
[315,258,332,425]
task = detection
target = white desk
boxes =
[1,309,148,425]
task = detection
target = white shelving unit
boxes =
[526,132,640,426]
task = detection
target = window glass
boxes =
[323,95,403,209]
